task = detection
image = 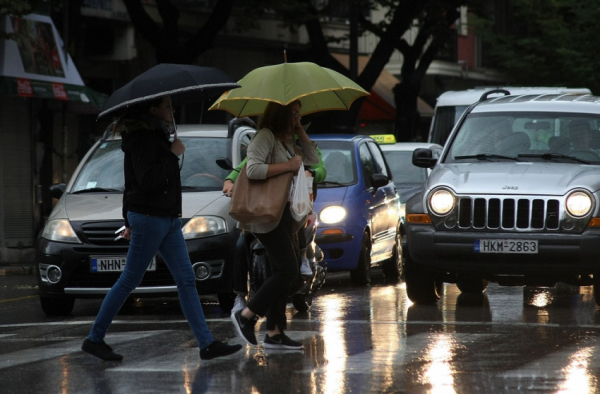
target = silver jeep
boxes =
[406,90,600,305]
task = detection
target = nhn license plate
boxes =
[474,240,538,254]
[91,256,156,272]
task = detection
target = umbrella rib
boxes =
[99,82,239,118]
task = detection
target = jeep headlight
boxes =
[429,188,455,216]
[566,191,592,217]
[182,216,227,239]
[320,206,347,224]
[42,219,82,243]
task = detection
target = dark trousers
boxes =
[233,231,254,295]
[247,207,300,332]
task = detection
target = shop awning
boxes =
[0,13,107,110]
[331,53,433,120]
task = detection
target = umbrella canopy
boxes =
[98,63,240,119]
[208,62,369,117]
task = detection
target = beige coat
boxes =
[238,127,319,234]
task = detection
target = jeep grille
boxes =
[457,197,560,230]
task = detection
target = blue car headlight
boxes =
[182,216,227,239]
[320,205,347,224]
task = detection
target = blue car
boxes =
[311,134,401,285]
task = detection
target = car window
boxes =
[384,150,427,183]
[359,143,376,188]
[71,140,125,192]
[316,141,356,185]
[179,137,230,191]
[367,142,390,178]
[446,112,600,164]
[71,136,232,194]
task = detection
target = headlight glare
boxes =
[320,206,347,224]
[182,216,227,239]
[42,219,81,243]
[429,189,455,216]
[566,191,592,217]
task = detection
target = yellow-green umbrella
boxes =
[208,62,369,117]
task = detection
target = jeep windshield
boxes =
[70,137,232,193]
[445,112,600,164]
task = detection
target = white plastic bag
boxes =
[290,165,312,221]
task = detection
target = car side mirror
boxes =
[216,157,233,171]
[370,173,389,189]
[50,183,66,199]
[413,148,437,168]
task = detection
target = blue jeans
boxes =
[87,212,214,349]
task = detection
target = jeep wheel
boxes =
[404,253,442,304]
[382,229,402,280]
[456,275,489,294]
[40,296,75,316]
[292,293,312,313]
[350,232,371,286]
[217,292,236,313]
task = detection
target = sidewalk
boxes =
[0,262,35,276]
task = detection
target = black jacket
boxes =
[119,118,181,226]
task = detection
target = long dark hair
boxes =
[258,100,300,137]
[111,97,164,137]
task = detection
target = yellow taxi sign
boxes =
[370,134,397,144]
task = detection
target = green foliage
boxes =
[473,0,600,94]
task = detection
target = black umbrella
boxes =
[97,63,240,119]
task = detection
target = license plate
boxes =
[474,240,538,254]
[91,256,157,272]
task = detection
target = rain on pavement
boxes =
[2,271,600,393]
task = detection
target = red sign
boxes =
[17,78,33,97]
[52,83,68,100]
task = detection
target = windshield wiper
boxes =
[320,180,345,186]
[72,187,120,194]
[181,186,199,190]
[454,154,520,161]
[518,153,590,164]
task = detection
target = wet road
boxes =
[2,271,600,393]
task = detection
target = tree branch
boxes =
[123,0,163,47]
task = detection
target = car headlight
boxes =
[566,191,593,217]
[182,216,227,239]
[320,206,347,224]
[429,188,455,216]
[42,219,82,243]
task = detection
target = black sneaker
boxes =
[263,333,303,350]
[231,310,258,346]
[81,339,123,361]
[200,340,243,360]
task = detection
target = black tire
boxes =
[350,232,371,286]
[404,253,442,304]
[456,275,489,294]
[40,296,75,316]
[217,292,236,312]
[292,293,312,313]
[382,229,402,280]
[594,275,600,307]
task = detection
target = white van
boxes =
[428,87,591,146]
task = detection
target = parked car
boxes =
[36,118,256,315]
[406,91,600,306]
[379,139,443,265]
[311,134,401,285]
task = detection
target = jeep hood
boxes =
[428,162,600,195]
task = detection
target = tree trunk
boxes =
[393,80,421,142]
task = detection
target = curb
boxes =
[0,265,36,276]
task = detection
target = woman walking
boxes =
[82,96,242,361]
[231,100,319,349]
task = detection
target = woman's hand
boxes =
[222,179,234,196]
[120,227,131,241]
[288,155,303,173]
[171,137,186,156]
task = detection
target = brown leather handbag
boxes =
[229,143,293,225]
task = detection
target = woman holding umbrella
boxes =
[231,100,319,349]
[81,96,242,361]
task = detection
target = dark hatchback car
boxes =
[36,119,255,315]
